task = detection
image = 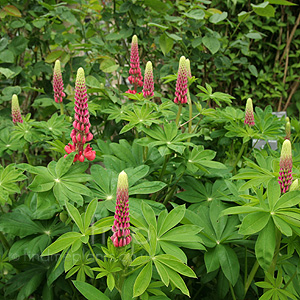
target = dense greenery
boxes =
[0,0,300,300]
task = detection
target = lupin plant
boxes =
[126,35,143,94]
[142,61,154,99]
[53,60,65,103]
[278,139,293,193]
[244,98,255,126]
[11,94,23,124]
[111,171,131,247]
[186,58,192,79]
[64,67,96,162]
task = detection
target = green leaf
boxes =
[0,67,15,79]
[209,12,228,24]
[131,256,151,267]
[204,247,220,272]
[130,181,166,195]
[41,232,82,256]
[3,5,22,17]
[272,215,292,236]
[216,244,239,286]
[255,219,276,270]
[144,0,168,12]
[248,65,258,77]
[84,199,98,232]
[55,152,75,178]
[203,36,220,54]
[133,261,152,297]
[73,281,110,300]
[66,202,84,233]
[167,267,190,297]
[160,225,202,242]
[149,224,157,256]
[267,179,281,210]
[142,201,157,230]
[274,191,300,210]
[45,50,64,63]
[0,211,43,237]
[159,34,174,56]
[239,212,270,235]
[148,22,168,30]
[155,254,196,278]
[100,59,119,73]
[184,9,205,20]
[252,3,275,17]
[268,0,297,5]
[158,205,185,236]
[153,260,169,286]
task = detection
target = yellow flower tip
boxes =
[12,94,18,103]
[285,117,290,123]
[246,98,253,109]
[54,60,61,72]
[76,67,85,83]
[118,171,128,189]
[281,139,292,159]
[289,179,299,191]
[132,35,138,44]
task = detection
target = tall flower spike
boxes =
[174,56,188,104]
[244,98,255,126]
[142,61,154,99]
[111,171,131,247]
[64,67,96,162]
[11,94,23,124]
[186,58,192,79]
[53,60,66,103]
[278,139,293,193]
[127,35,143,94]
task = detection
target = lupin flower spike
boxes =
[142,61,154,99]
[278,139,293,193]
[64,67,96,162]
[174,56,188,104]
[53,60,66,103]
[111,171,131,247]
[244,98,255,126]
[186,58,192,79]
[127,35,143,94]
[11,94,23,124]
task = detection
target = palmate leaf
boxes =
[26,154,93,207]
[0,164,26,204]
[120,103,162,134]
[176,177,230,204]
[139,122,197,156]
[186,145,227,173]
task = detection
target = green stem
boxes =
[283,269,297,290]
[0,232,10,250]
[60,102,64,116]
[87,242,102,267]
[187,89,193,135]
[159,155,170,181]
[231,142,247,173]
[24,143,33,165]
[244,260,259,296]
[175,103,182,126]
[229,282,237,300]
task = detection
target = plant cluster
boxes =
[1,1,300,300]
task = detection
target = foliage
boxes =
[0,0,300,300]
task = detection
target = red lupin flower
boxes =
[278,140,293,193]
[244,98,255,126]
[174,56,188,104]
[111,171,131,247]
[11,94,23,124]
[142,61,154,99]
[127,35,143,94]
[53,60,66,103]
[64,67,96,162]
